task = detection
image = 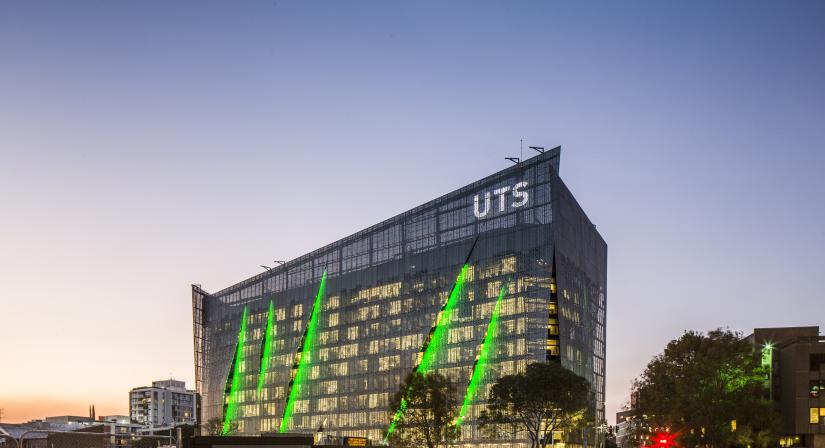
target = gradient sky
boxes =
[1,0,823,425]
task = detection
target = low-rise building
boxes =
[0,421,118,448]
[615,390,642,448]
[0,412,147,448]
[748,326,825,448]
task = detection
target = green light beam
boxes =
[257,300,275,400]
[386,398,407,440]
[417,264,468,374]
[223,306,248,435]
[280,270,327,433]
[456,281,507,427]
[384,263,469,442]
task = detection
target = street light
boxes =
[762,341,774,400]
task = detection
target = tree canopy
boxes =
[205,417,237,436]
[479,361,590,448]
[386,371,459,448]
[635,329,780,448]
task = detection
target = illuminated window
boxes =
[318,397,336,412]
[389,300,401,315]
[319,330,338,345]
[811,408,820,424]
[378,355,399,371]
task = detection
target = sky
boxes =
[1,0,824,426]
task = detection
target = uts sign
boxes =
[473,181,529,218]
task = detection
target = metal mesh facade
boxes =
[192,148,607,445]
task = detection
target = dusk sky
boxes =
[1,1,823,425]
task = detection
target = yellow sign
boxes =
[345,437,368,446]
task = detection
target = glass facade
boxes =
[192,148,607,446]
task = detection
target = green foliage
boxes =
[605,426,619,448]
[206,417,237,436]
[635,328,780,448]
[479,362,590,448]
[386,371,459,448]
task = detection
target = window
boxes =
[811,354,825,371]
[811,408,820,425]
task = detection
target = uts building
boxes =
[192,147,607,445]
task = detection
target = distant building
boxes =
[615,390,642,448]
[748,326,825,448]
[0,422,106,448]
[129,380,198,429]
[0,417,140,448]
[42,416,95,426]
[0,408,154,448]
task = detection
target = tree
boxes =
[386,371,459,448]
[604,426,619,448]
[205,417,238,436]
[635,329,780,448]
[479,361,590,448]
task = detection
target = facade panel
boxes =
[192,148,607,445]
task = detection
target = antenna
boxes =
[520,138,523,162]
[529,146,545,154]
[0,407,4,423]
[505,157,520,165]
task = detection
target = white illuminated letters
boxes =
[473,181,529,218]
[512,181,529,207]
[493,186,511,212]
[474,192,491,218]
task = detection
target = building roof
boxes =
[747,326,821,347]
[131,379,194,393]
[0,424,51,440]
[203,147,565,297]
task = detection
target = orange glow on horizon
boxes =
[0,397,126,424]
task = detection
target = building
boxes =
[0,412,98,448]
[748,326,825,448]
[615,391,642,448]
[94,416,146,448]
[0,423,106,448]
[192,147,607,445]
[0,412,170,448]
[130,380,199,429]
[0,417,141,448]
